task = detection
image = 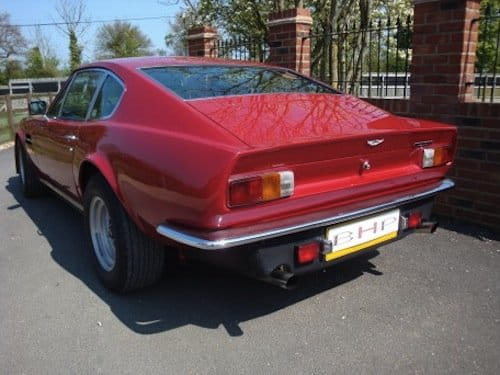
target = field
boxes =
[0,112,26,144]
[0,112,27,144]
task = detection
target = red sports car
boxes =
[16,57,456,292]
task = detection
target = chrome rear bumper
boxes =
[156,179,454,250]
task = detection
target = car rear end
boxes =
[146,63,456,287]
[157,127,455,288]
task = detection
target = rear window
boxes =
[141,66,336,99]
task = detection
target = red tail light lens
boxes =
[229,171,294,207]
[407,212,422,229]
[229,176,262,206]
[296,242,320,265]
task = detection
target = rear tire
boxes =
[16,143,45,198]
[83,175,165,292]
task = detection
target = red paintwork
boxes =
[17,56,457,240]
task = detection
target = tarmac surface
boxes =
[0,146,499,374]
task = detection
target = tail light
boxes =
[407,211,423,229]
[421,146,452,168]
[296,242,320,265]
[229,171,294,207]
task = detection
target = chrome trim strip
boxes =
[39,179,84,212]
[156,179,455,250]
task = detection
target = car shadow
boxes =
[435,215,499,241]
[5,176,382,337]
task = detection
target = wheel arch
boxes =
[78,156,120,200]
[14,129,28,174]
[78,156,154,240]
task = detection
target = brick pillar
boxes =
[187,26,218,58]
[266,8,313,75]
[410,0,480,121]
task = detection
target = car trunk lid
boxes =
[188,93,421,149]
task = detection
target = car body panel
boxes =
[187,93,451,148]
[16,56,457,245]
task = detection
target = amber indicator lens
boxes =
[262,173,281,201]
[422,147,450,168]
[433,147,447,165]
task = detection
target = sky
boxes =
[2,0,183,66]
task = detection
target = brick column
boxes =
[410,0,480,121]
[187,26,218,58]
[266,8,313,75]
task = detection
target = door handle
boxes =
[25,134,32,145]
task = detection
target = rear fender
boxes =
[78,154,119,199]
[78,154,153,234]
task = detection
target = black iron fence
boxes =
[474,5,500,103]
[310,16,412,98]
[214,37,269,62]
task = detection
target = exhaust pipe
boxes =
[266,268,299,289]
[415,221,438,233]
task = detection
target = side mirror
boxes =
[29,100,47,116]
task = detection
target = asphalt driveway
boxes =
[0,146,498,374]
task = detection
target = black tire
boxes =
[83,175,165,292]
[16,142,45,198]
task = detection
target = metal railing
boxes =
[474,5,500,103]
[6,77,67,95]
[310,16,412,98]
[214,37,269,62]
[0,92,56,143]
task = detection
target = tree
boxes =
[28,25,61,77]
[95,21,153,58]
[68,30,83,69]
[476,0,500,73]
[167,0,413,91]
[0,12,26,58]
[25,47,45,77]
[55,0,90,70]
[0,60,24,85]
[24,47,60,78]
[165,13,191,55]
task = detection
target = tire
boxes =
[16,142,45,198]
[83,175,165,292]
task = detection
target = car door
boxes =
[36,70,105,197]
[24,82,67,170]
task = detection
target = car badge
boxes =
[367,138,384,147]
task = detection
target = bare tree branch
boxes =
[54,0,91,37]
[0,12,26,58]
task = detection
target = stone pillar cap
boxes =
[267,7,313,27]
[187,26,218,40]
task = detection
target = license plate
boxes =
[324,209,400,261]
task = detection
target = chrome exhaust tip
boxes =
[415,221,438,233]
[266,268,299,290]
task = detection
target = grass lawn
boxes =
[0,112,27,144]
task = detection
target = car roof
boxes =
[82,56,270,70]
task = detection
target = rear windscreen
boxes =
[141,66,337,99]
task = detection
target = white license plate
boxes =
[325,209,400,261]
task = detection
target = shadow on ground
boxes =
[435,215,499,241]
[6,176,382,337]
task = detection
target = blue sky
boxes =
[3,0,182,66]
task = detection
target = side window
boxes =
[89,75,124,120]
[46,79,70,118]
[60,71,104,121]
